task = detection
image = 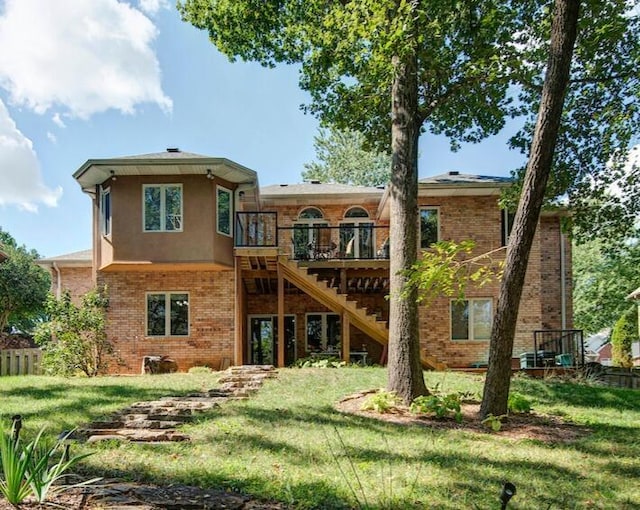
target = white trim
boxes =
[142,184,183,233]
[419,206,440,249]
[450,298,493,342]
[145,291,190,337]
[216,185,233,237]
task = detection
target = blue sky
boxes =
[0,0,527,258]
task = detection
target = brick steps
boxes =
[81,365,277,443]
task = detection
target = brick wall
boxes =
[49,267,94,303]
[98,269,235,374]
[416,195,544,367]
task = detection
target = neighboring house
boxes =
[626,286,640,366]
[58,149,574,374]
[38,249,93,301]
[0,247,8,263]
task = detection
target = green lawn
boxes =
[1,368,639,509]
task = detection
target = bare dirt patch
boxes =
[336,390,590,444]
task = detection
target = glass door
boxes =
[249,316,296,366]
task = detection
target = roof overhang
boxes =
[0,249,8,263]
[73,157,258,193]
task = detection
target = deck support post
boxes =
[341,313,350,363]
[277,264,285,367]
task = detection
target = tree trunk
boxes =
[387,49,428,404]
[481,0,580,418]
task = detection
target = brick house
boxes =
[44,149,575,373]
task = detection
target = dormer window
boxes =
[143,184,182,232]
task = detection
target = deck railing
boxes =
[0,348,43,376]
[235,212,390,260]
[531,329,585,368]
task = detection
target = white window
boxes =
[100,186,111,236]
[146,292,189,336]
[306,313,340,353]
[143,184,183,232]
[451,298,492,341]
[501,209,515,246]
[217,186,233,236]
[419,207,439,248]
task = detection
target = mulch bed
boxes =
[335,389,591,443]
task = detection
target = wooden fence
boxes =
[0,348,43,376]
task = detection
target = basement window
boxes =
[146,292,189,336]
[451,298,492,341]
[306,313,340,353]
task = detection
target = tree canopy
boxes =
[0,228,50,332]
[302,128,391,187]
[180,0,531,403]
[506,0,640,242]
[573,235,640,335]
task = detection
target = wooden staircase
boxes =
[278,257,447,371]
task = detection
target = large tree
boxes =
[180,0,526,402]
[482,0,639,417]
[481,0,580,417]
[0,228,50,332]
[302,128,391,187]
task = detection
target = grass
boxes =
[1,368,639,509]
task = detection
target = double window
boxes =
[146,292,189,337]
[451,298,492,341]
[100,186,111,236]
[420,207,439,248]
[217,186,233,236]
[143,184,182,232]
[306,313,340,353]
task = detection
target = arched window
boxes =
[340,207,374,259]
[293,207,328,259]
[298,207,324,220]
[344,207,369,218]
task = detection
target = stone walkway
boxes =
[81,365,277,443]
[67,365,284,509]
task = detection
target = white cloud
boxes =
[46,131,57,143]
[0,99,62,212]
[138,0,170,16]
[52,113,66,128]
[0,0,172,119]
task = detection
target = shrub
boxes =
[611,305,638,367]
[188,366,213,374]
[507,392,532,414]
[293,356,347,368]
[410,392,463,423]
[34,287,113,377]
[362,390,400,413]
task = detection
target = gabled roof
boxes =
[38,249,92,267]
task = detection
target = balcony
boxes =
[235,212,390,261]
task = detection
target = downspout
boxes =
[560,229,567,330]
[53,262,62,300]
